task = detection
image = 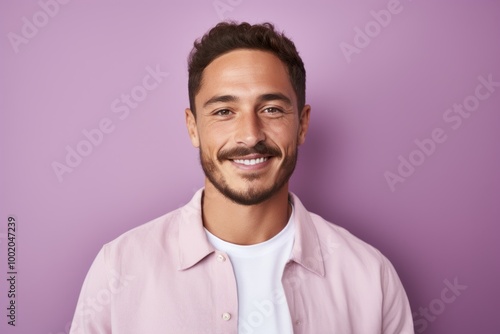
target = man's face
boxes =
[186,49,310,205]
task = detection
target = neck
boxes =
[202,182,291,245]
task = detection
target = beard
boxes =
[199,141,298,206]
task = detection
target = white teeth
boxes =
[233,157,268,166]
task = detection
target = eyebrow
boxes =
[203,95,239,108]
[257,93,293,107]
[203,93,293,109]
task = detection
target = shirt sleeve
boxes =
[381,256,415,334]
[69,247,112,334]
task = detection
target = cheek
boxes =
[269,125,299,149]
[198,131,226,157]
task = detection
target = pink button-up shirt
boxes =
[70,189,414,334]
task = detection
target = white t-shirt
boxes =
[205,205,295,334]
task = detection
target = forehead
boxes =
[196,49,296,107]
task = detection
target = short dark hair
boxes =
[187,21,306,116]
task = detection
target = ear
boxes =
[297,104,311,145]
[185,108,200,148]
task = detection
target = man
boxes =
[70,22,414,334]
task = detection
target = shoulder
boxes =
[310,211,385,262]
[308,210,398,285]
[290,198,414,332]
[100,207,183,262]
[290,193,390,272]
[102,189,205,258]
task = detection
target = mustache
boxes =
[217,142,282,161]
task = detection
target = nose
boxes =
[234,112,266,147]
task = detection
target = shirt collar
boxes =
[177,189,215,270]
[288,193,326,277]
[177,188,326,277]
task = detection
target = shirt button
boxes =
[221,312,231,321]
[216,254,226,262]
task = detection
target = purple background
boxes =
[1,1,499,333]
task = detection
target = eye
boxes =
[214,109,232,116]
[263,107,283,114]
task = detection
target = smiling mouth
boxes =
[232,157,269,166]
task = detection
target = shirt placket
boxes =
[282,261,307,334]
[213,251,238,334]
